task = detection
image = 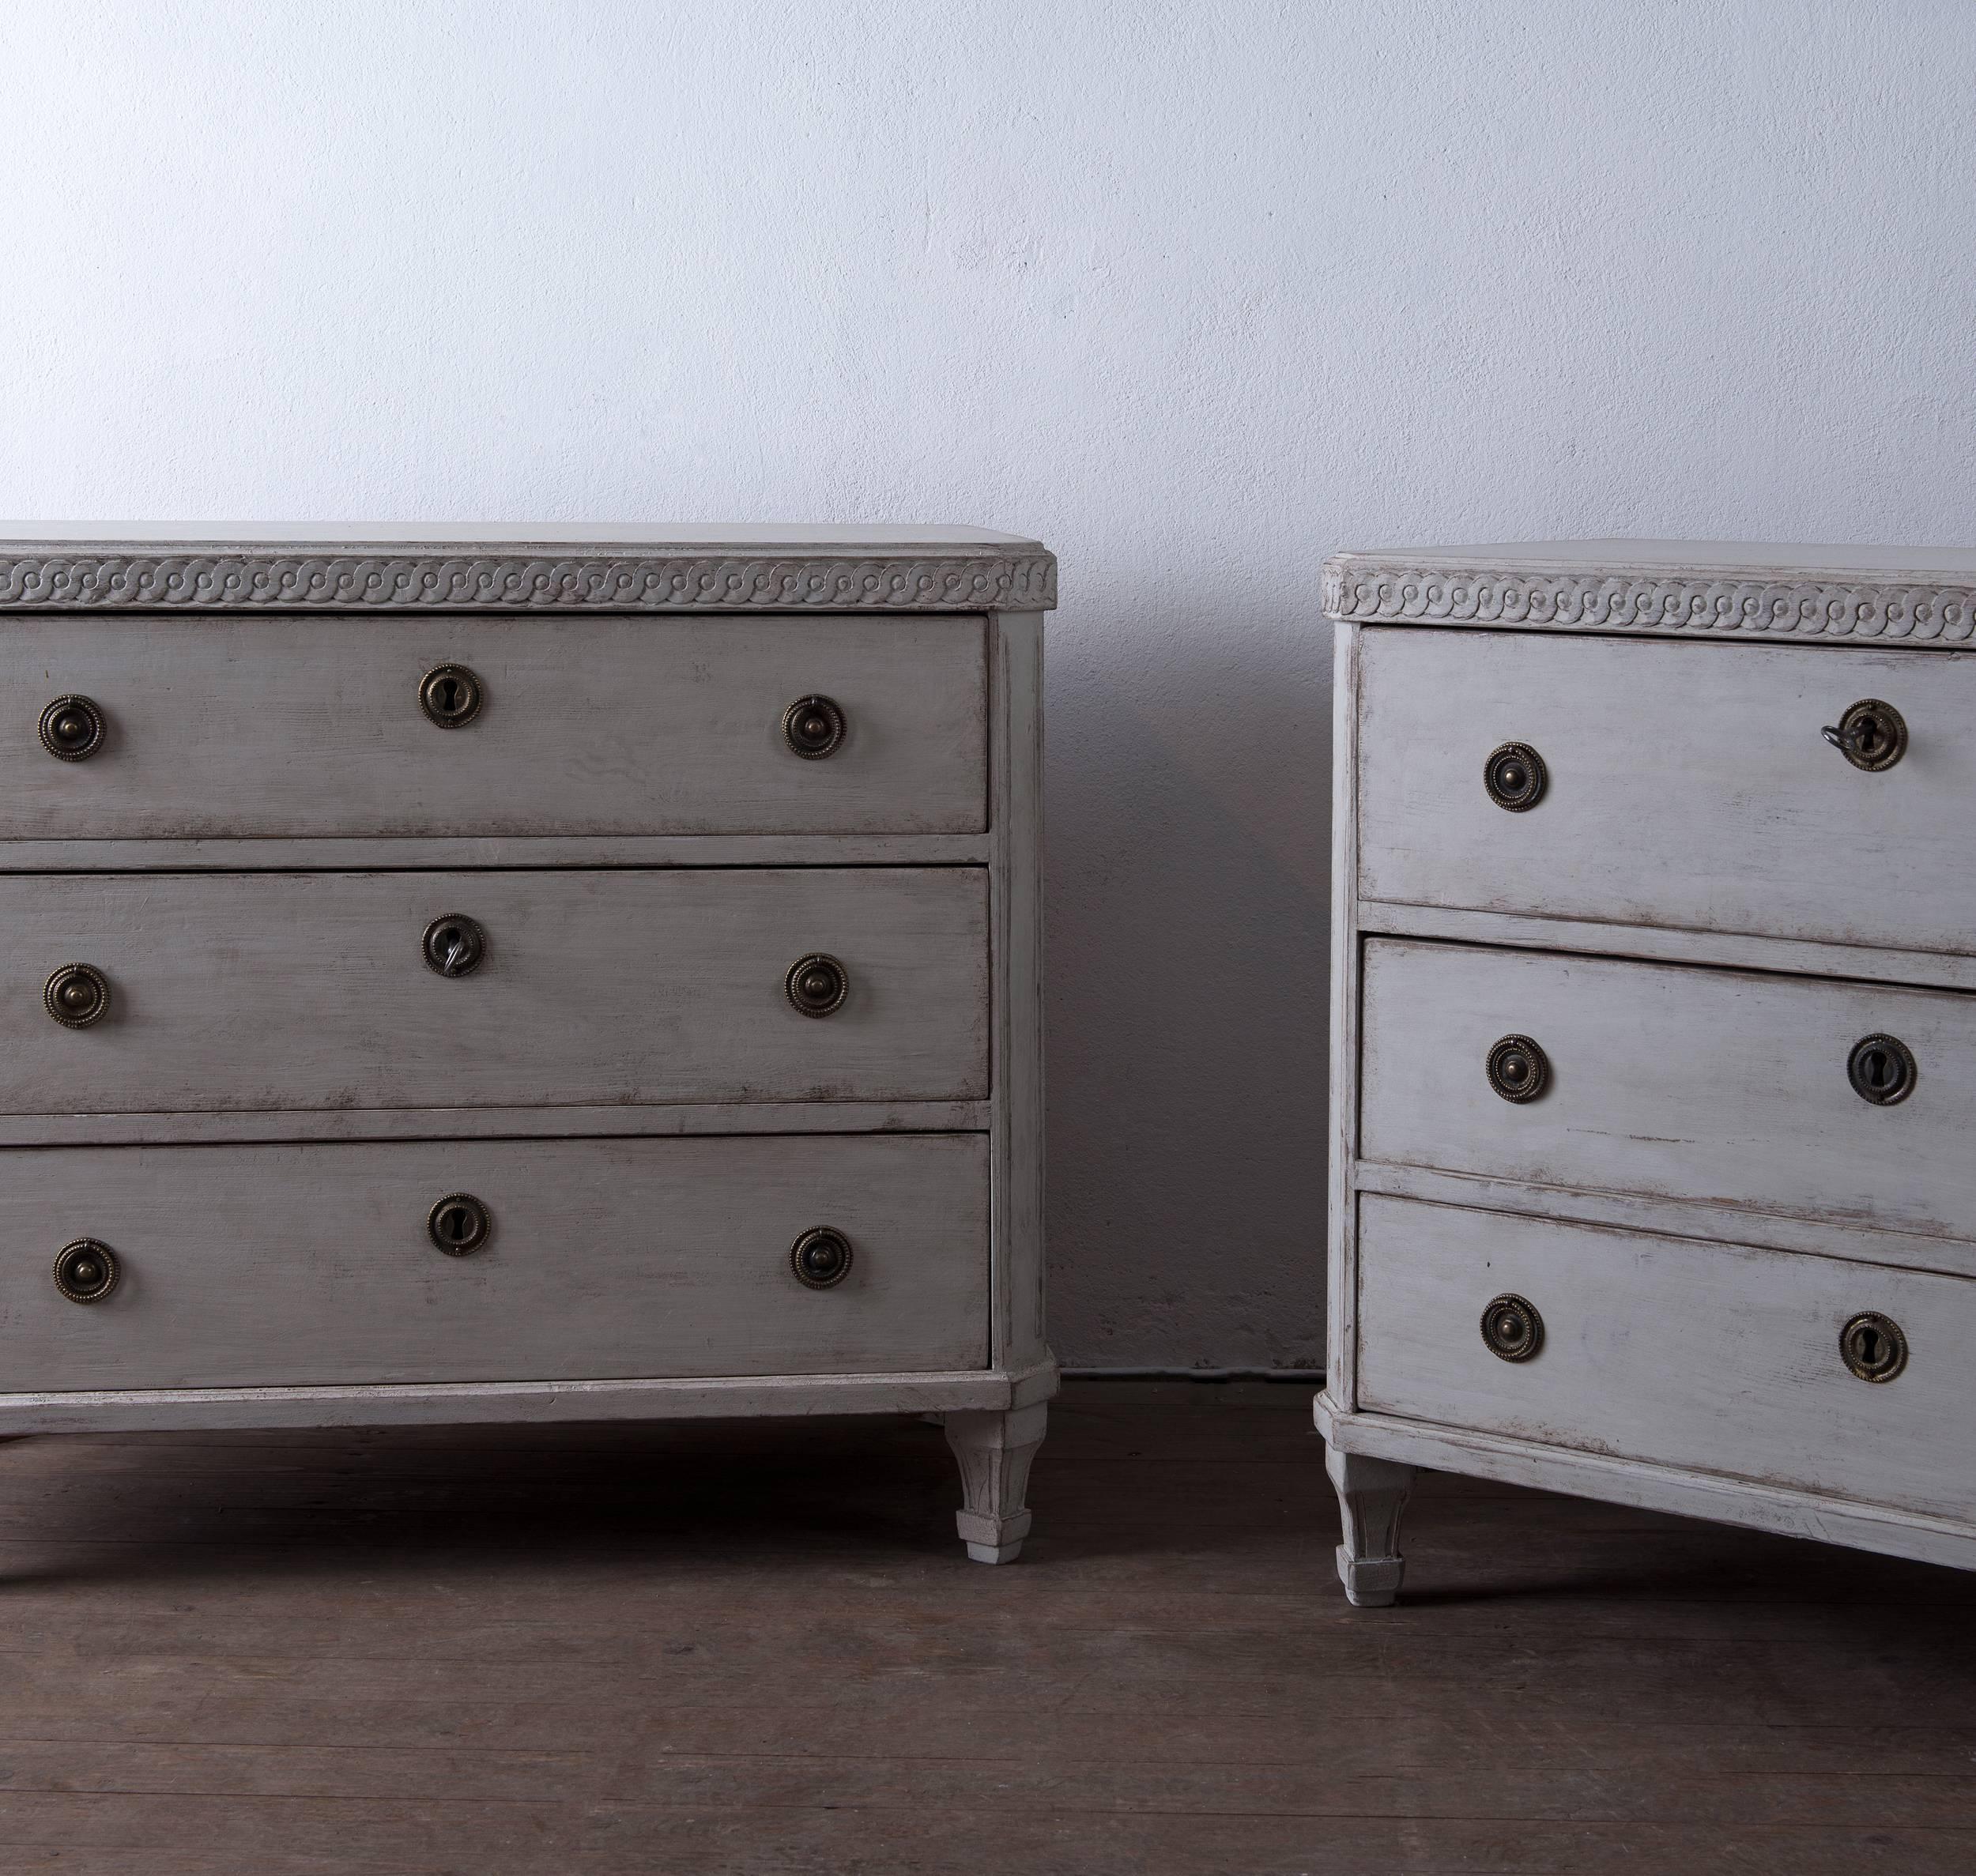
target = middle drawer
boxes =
[1361,936,1976,1243]
[2,868,986,1114]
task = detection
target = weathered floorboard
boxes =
[0,1381,1967,1874]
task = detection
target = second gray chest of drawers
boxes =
[0,524,1055,1565]
[1318,539,1976,1601]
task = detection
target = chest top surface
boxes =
[0,523,1054,615]
[1325,538,1976,648]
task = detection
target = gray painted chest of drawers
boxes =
[1318,540,1976,1600]
[0,524,1054,1564]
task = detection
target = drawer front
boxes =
[0,1133,988,1389]
[1356,1194,1976,1521]
[1361,937,1976,1243]
[0,613,986,838]
[1358,628,1976,954]
[0,869,986,1113]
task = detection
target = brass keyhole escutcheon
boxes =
[1486,1034,1549,1103]
[54,1238,119,1304]
[39,695,105,762]
[1821,699,1906,772]
[1840,1311,1907,1382]
[1484,741,1547,812]
[428,1193,492,1256]
[1480,1293,1543,1362]
[790,1226,854,1289]
[422,914,487,978]
[44,962,111,1029]
[419,663,485,728]
[786,953,849,1017]
[1847,1033,1915,1106]
[782,695,846,759]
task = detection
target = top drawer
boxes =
[1357,629,1976,956]
[1,613,986,839]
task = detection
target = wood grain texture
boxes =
[0,1384,1967,1874]
[0,1133,988,1391]
[1360,936,1976,1249]
[1357,627,1976,955]
[1359,898,1976,994]
[0,868,986,1115]
[1354,1193,1976,1525]
[0,832,991,872]
[0,612,986,838]
[1356,1158,1976,1283]
[0,1099,990,1150]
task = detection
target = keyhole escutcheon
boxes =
[428,1193,492,1256]
[1847,1033,1915,1106]
[419,663,485,728]
[1840,1311,1907,1382]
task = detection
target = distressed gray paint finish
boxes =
[0,526,1055,1563]
[1358,627,1976,957]
[1320,542,1976,1595]
[1356,1195,1976,1524]
[0,1133,988,1390]
[0,612,987,838]
[0,868,987,1113]
[1360,937,1976,1252]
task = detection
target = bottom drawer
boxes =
[0,1134,988,1390]
[1356,1194,1976,1522]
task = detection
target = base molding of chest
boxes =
[1315,1392,1976,1576]
[0,1357,1059,1437]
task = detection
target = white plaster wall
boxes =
[3,2,1973,1369]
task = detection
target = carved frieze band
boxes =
[0,552,1057,612]
[1324,562,1976,645]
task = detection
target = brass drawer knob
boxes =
[1848,1034,1914,1106]
[1486,1034,1549,1102]
[786,953,848,1017]
[1484,741,1546,812]
[423,914,487,978]
[783,695,846,759]
[1840,1311,1906,1382]
[40,695,105,762]
[790,1226,854,1289]
[54,1238,119,1304]
[419,663,485,728]
[1481,1293,1543,1362]
[45,962,111,1029]
[428,1193,492,1256]
[1821,699,1906,771]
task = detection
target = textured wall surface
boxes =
[4,2,1974,1369]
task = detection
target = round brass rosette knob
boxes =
[1484,741,1546,812]
[428,1193,492,1256]
[419,664,485,728]
[54,1239,119,1304]
[45,962,111,1029]
[1486,1034,1549,1103]
[782,695,846,759]
[790,1226,854,1289]
[786,953,848,1017]
[40,695,105,762]
[422,914,487,978]
[1480,1294,1543,1363]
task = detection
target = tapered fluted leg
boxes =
[943,1403,1046,1563]
[1327,1445,1414,1607]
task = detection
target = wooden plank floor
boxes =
[0,1379,1969,1874]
